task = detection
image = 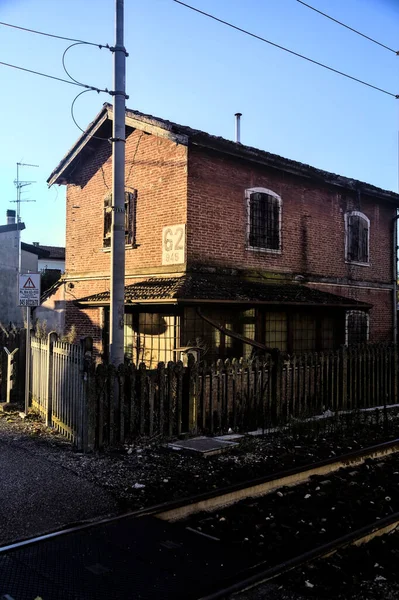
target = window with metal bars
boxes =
[103,190,137,248]
[246,188,281,251]
[346,310,369,345]
[124,311,178,368]
[345,211,369,264]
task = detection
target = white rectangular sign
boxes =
[18,273,41,307]
[162,224,186,266]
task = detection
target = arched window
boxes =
[345,211,369,264]
[346,310,369,345]
[246,187,282,252]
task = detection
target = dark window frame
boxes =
[103,190,137,249]
[345,211,370,265]
[345,310,369,345]
[246,187,282,253]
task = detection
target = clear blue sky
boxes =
[0,0,398,246]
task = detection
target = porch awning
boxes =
[76,274,371,309]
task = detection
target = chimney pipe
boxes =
[235,112,242,144]
[6,210,15,225]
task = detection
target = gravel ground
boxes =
[181,454,399,564]
[1,408,399,515]
[235,531,399,600]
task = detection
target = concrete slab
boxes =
[167,437,238,456]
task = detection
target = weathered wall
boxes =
[187,147,396,342]
[65,129,188,278]
[34,282,66,335]
[21,250,38,272]
[0,230,24,326]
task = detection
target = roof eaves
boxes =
[189,136,399,204]
[0,223,26,234]
[47,105,111,186]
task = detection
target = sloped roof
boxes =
[0,223,25,234]
[21,242,50,258]
[48,104,399,205]
[77,274,370,309]
[37,246,65,260]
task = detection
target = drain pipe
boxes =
[393,214,399,343]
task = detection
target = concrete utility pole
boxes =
[110,0,127,366]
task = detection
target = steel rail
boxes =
[199,510,399,599]
[1,437,399,555]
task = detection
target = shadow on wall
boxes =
[35,299,103,356]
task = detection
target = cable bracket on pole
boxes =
[109,45,129,57]
[109,90,129,99]
[108,137,126,143]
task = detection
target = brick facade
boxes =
[44,107,399,354]
[187,147,396,341]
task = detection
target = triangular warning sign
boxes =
[23,277,36,289]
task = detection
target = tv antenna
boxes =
[12,162,39,224]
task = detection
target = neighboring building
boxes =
[0,210,25,326]
[21,242,50,272]
[34,244,65,273]
[44,104,399,365]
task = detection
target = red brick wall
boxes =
[66,129,188,277]
[187,148,395,284]
[309,284,393,342]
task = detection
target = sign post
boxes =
[18,273,41,415]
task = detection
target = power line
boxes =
[0,20,108,48]
[296,0,398,55]
[173,0,399,99]
[0,60,110,94]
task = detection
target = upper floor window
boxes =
[103,190,137,249]
[345,211,369,264]
[246,188,282,252]
[346,310,369,345]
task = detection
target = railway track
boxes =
[1,437,399,600]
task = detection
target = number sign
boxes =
[162,225,186,265]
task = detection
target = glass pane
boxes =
[292,313,316,353]
[265,312,287,351]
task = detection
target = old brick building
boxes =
[45,104,399,365]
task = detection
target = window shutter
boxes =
[359,218,369,262]
[347,213,368,263]
[124,190,137,246]
[270,198,280,250]
[103,194,112,248]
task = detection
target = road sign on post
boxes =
[18,273,41,307]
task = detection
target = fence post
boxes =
[394,344,398,405]
[45,331,58,427]
[271,349,282,423]
[81,337,94,452]
[187,354,198,434]
[340,346,348,411]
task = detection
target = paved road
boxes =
[0,439,119,546]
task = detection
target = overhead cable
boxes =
[0,60,110,94]
[0,20,108,48]
[296,0,398,55]
[173,0,398,99]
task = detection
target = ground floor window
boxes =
[182,307,346,359]
[183,307,256,362]
[121,306,361,365]
[346,310,369,345]
[124,311,179,368]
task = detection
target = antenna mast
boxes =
[12,162,39,270]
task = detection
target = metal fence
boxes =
[85,343,398,449]
[24,338,399,451]
[0,328,25,404]
[30,333,89,449]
